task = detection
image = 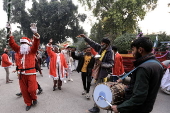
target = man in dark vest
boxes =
[112,37,164,113]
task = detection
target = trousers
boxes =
[81,72,92,93]
[4,67,10,82]
[19,74,38,106]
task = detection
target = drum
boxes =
[93,82,125,110]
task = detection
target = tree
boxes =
[114,32,170,54]
[114,33,136,54]
[3,0,87,44]
[12,30,25,45]
[0,28,7,53]
[146,32,170,48]
[78,0,158,39]
[89,20,105,43]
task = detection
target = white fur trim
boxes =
[21,72,37,75]
[60,78,64,81]
[34,34,40,39]
[20,39,29,43]
[29,42,32,45]
[49,75,64,81]
[49,75,58,80]
[46,44,53,47]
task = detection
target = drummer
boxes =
[78,34,113,113]
[112,37,164,113]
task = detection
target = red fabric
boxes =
[9,36,40,74]
[9,35,39,106]
[91,47,98,56]
[15,53,19,66]
[47,46,68,79]
[112,53,124,76]
[1,53,12,67]
[19,74,38,106]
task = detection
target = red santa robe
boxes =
[112,52,124,76]
[9,35,40,106]
[14,53,19,67]
[47,45,68,80]
[1,53,12,67]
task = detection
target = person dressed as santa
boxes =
[1,48,13,84]
[8,23,40,111]
[46,39,68,91]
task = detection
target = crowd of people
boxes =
[0,24,164,113]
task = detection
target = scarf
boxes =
[99,50,106,61]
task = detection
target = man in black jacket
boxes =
[71,47,95,99]
[112,37,164,113]
[79,34,113,112]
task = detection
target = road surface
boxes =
[0,66,169,113]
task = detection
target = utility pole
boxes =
[6,0,11,47]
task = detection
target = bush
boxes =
[114,33,136,54]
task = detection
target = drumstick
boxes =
[97,96,112,107]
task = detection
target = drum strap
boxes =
[120,59,163,80]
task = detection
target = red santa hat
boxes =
[20,37,32,45]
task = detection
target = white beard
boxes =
[20,44,30,54]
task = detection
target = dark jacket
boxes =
[117,54,164,113]
[71,52,95,75]
[84,37,113,78]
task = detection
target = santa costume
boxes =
[46,44,68,90]
[9,33,40,111]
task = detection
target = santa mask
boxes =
[20,44,30,54]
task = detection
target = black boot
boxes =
[32,100,37,106]
[53,86,56,91]
[16,92,22,97]
[26,105,31,111]
[37,89,43,95]
[88,107,100,113]
[58,86,61,90]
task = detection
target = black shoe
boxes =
[58,86,61,90]
[32,100,37,106]
[26,105,31,111]
[53,86,56,91]
[16,92,22,97]
[88,107,100,113]
[37,89,43,95]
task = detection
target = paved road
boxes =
[0,66,169,113]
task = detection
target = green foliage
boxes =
[89,21,105,43]
[78,0,158,38]
[146,32,170,42]
[146,32,170,49]
[3,0,87,44]
[0,28,6,53]
[72,38,86,51]
[114,33,136,54]
[114,32,170,54]
[12,30,25,45]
